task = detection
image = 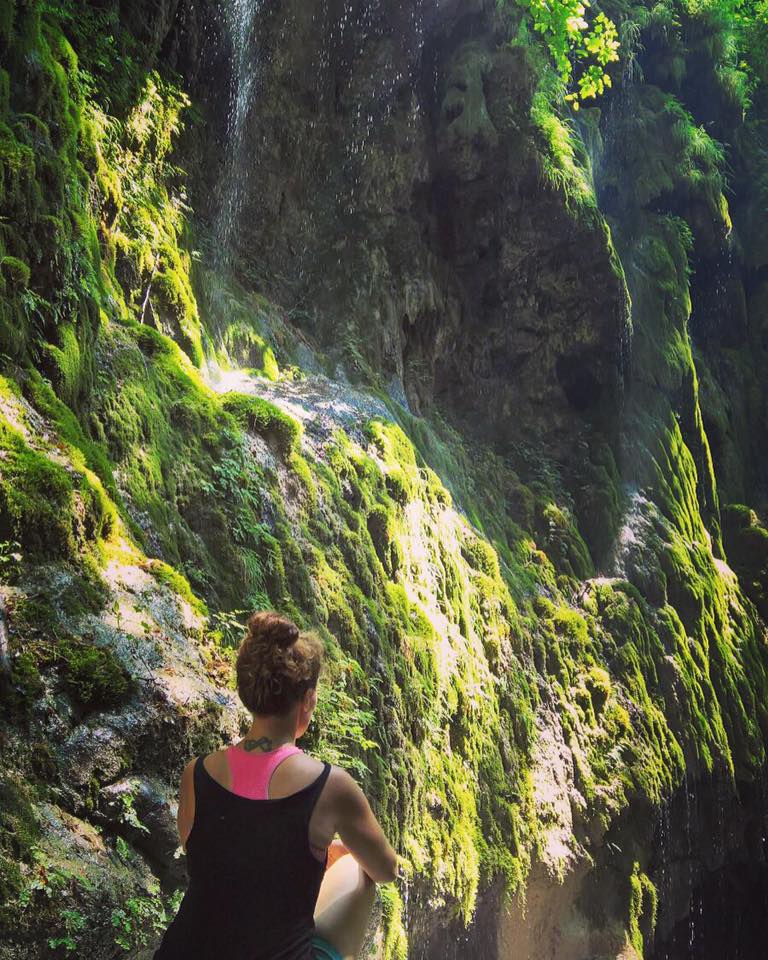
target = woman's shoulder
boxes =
[297,759,360,808]
[324,763,366,800]
[295,754,351,781]
[199,747,230,783]
[281,748,325,773]
[279,752,348,795]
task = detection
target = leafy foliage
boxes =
[110,888,182,952]
[506,0,620,105]
[733,0,768,89]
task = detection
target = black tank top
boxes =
[153,755,332,960]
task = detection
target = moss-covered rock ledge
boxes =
[2,337,767,955]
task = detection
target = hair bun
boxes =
[236,613,325,715]
[247,611,300,649]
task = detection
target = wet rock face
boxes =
[179,0,627,456]
[123,0,181,60]
[4,0,768,957]
[438,771,768,960]
[649,776,768,960]
[100,776,186,887]
[412,879,504,960]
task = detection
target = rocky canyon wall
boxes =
[1,1,767,958]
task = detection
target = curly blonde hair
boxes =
[236,611,325,715]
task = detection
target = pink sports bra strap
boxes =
[226,743,303,800]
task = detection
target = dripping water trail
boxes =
[338,0,427,217]
[215,0,264,264]
[714,772,727,953]
[657,798,672,960]
[760,762,768,901]
[682,770,703,958]
[588,64,635,407]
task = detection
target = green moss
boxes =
[19,371,116,495]
[152,267,204,366]
[365,420,418,469]
[384,467,413,505]
[0,256,30,286]
[378,884,408,960]
[629,863,658,958]
[601,84,728,222]
[0,416,114,563]
[530,78,598,214]
[44,322,85,405]
[0,0,104,377]
[58,635,133,710]
[585,665,612,714]
[460,533,501,580]
[0,1,766,952]
[366,504,401,576]
[288,451,318,505]
[0,774,39,923]
[220,392,300,456]
[6,595,132,713]
[197,270,283,379]
[6,648,45,708]
[553,605,591,646]
[538,502,594,579]
[143,559,208,617]
[721,504,768,617]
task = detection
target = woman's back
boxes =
[153,611,398,960]
[153,747,332,960]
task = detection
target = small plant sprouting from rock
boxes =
[118,791,150,836]
[48,909,87,954]
[0,540,22,581]
[111,888,182,953]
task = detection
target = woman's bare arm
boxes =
[177,758,196,852]
[333,768,398,883]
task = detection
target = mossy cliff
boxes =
[1,1,767,958]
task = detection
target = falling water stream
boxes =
[682,771,701,956]
[215,0,264,261]
[656,799,672,960]
[324,0,428,216]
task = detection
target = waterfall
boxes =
[683,771,697,956]
[336,0,427,216]
[656,799,672,960]
[215,0,264,263]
